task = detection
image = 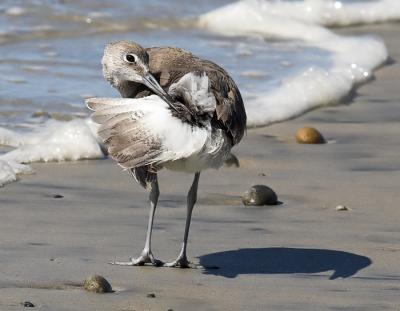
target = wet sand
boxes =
[1,24,400,310]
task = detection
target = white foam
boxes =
[255,0,400,27]
[198,0,398,127]
[5,6,27,17]
[201,0,400,30]
[0,119,103,187]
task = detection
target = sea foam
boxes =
[0,119,103,186]
[198,0,398,127]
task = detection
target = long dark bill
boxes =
[143,72,180,113]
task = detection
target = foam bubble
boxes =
[5,6,27,17]
[198,0,394,127]
[0,119,103,187]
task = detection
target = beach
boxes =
[0,22,399,310]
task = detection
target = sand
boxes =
[1,23,399,311]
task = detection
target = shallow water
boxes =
[0,0,333,130]
[0,0,399,186]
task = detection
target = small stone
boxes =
[52,194,64,198]
[295,127,325,144]
[335,205,349,211]
[242,185,278,206]
[22,301,35,308]
[147,293,156,298]
[224,153,240,167]
[83,275,112,293]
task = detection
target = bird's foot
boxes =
[109,251,163,267]
[163,255,197,269]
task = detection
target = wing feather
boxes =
[85,96,209,169]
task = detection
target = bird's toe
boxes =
[163,256,193,268]
[108,259,137,266]
[109,251,162,267]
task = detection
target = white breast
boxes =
[87,72,231,172]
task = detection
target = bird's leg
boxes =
[164,172,200,268]
[110,178,162,266]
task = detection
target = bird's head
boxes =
[102,40,172,104]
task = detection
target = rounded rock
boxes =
[51,194,64,199]
[83,275,112,293]
[22,301,35,308]
[295,127,325,144]
[242,185,278,206]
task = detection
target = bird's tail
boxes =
[129,166,157,190]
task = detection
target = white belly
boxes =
[163,128,232,173]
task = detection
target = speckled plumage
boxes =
[88,41,247,267]
[151,47,246,143]
[103,41,246,143]
[101,41,246,188]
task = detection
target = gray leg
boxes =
[164,172,200,268]
[110,178,162,266]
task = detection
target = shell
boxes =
[83,275,112,293]
[335,205,349,211]
[295,127,325,144]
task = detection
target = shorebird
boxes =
[86,41,246,268]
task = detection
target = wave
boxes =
[198,0,399,126]
[220,0,400,28]
[0,0,399,186]
[0,119,102,186]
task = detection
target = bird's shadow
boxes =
[199,247,371,279]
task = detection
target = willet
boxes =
[86,41,246,268]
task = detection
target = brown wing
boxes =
[86,98,164,169]
[206,67,247,145]
[161,68,246,145]
[147,47,247,145]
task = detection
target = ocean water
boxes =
[0,0,399,186]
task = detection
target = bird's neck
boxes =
[118,79,159,99]
[117,81,141,98]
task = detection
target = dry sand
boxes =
[1,24,400,311]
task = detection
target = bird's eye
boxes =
[124,54,137,64]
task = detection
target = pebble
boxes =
[51,194,64,199]
[242,185,278,206]
[335,205,349,211]
[83,275,112,293]
[22,301,35,308]
[295,127,325,144]
[224,153,240,167]
[147,293,156,298]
